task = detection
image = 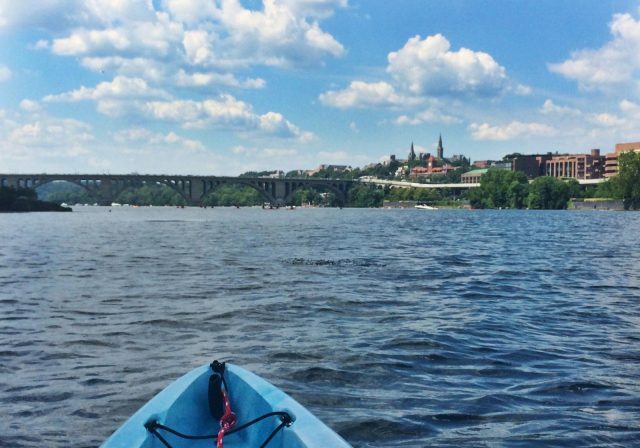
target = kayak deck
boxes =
[101,363,351,448]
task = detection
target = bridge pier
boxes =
[189,179,205,206]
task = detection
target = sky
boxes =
[1,0,640,175]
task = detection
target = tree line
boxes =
[22,151,640,210]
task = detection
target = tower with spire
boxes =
[408,141,416,162]
[437,134,444,159]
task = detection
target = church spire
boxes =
[437,134,443,159]
[408,141,416,162]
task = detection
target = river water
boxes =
[1,207,639,447]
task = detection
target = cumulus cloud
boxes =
[19,99,41,112]
[211,0,345,68]
[143,94,313,141]
[540,99,582,116]
[319,32,511,114]
[0,113,95,162]
[175,69,265,89]
[35,0,345,71]
[81,57,166,81]
[469,121,557,141]
[395,108,461,125]
[114,127,205,151]
[319,81,416,108]
[387,34,508,96]
[549,13,640,92]
[51,16,183,57]
[44,76,170,103]
[263,148,297,157]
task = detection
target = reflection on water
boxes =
[1,207,639,447]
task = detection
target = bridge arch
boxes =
[197,178,277,206]
[30,178,104,204]
[283,180,350,206]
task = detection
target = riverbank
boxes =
[0,186,72,212]
[570,198,624,211]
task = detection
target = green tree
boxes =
[203,185,262,206]
[348,185,384,207]
[526,176,571,209]
[470,169,529,209]
[615,151,640,210]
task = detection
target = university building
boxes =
[604,142,640,177]
[544,149,605,180]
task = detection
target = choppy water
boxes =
[1,207,639,447]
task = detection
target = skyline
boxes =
[1,0,640,175]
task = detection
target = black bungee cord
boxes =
[145,361,293,448]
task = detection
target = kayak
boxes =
[101,361,352,448]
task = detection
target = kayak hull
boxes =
[101,363,351,448]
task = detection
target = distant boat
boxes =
[415,204,438,210]
[111,202,122,207]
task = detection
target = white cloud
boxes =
[258,111,315,141]
[143,94,313,141]
[0,113,94,161]
[469,121,557,141]
[549,13,640,92]
[114,127,204,152]
[263,148,297,157]
[319,32,512,112]
[22,0,346,97]
[8,120,92,146]
[182,29,214,65]
[81,57,166,81]
[206,0,345,68]
[0,65,11,82]
[589,112,627,127]
[19,99,41,112]
[319,81,416,108]
[349,121,359,133]
[278,0,348,19]
[44,76,169,102]
[162,0,218,24]
[387,34,508,96]
[513,84,532,96]
[620,98,640,117]
[175,69,265,89]
[51,16,184,57]
[540,99,582,116]
[395,108,461,125]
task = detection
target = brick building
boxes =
[545,149,605,180]
[605,142,640,177]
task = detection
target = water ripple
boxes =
[0,207,639,447]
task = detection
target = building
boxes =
[408,142,416,162]
[461,169,487,183]
[474,160,512,170]
[512,149,607,180]
[473,160,490,168]
[545,149,605,180]
[512,154,552,178]
[605,141,640,177]
[410,160,459,177]
[305,164,352,176]
[437,134,444,159]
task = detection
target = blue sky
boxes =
[1,0,640,175]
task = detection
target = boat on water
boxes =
[415,204,438,210]
[101,361,351,448]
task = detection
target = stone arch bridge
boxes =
[0,173,355,207]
